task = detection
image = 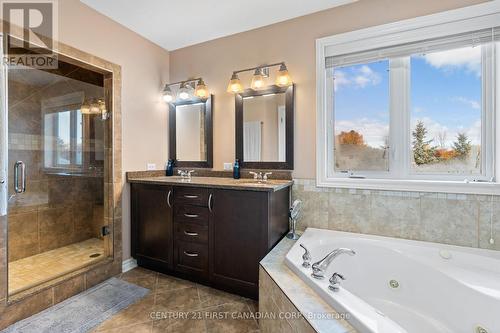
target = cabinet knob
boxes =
[184,231,199,236]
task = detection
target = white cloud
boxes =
[336,118,389,147]
[334,70,349,91]
[334,65,381,91]
[422,46,481,76]
[452,96,480,110]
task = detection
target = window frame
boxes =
[46,109,83,169]
[316,2,500,195]
[41,92,85,171]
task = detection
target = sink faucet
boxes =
[249,171,273,182]
[178,169,195,181]
[311,248,356,279]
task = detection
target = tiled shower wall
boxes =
[292,179,500,251]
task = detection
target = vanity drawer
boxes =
[175,221,208,243]
[174,205,209,225]
[174,241,208,277]
[174,187,209,207]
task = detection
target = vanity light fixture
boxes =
[227,62,292,93]
[81,98,109,120]
[161,77,210,103]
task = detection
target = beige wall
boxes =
[57,0,170,260]
[170,0,487,178]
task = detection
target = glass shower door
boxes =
[4,50,110,295]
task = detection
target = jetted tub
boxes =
[285,228,500,333]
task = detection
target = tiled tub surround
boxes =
[293,179,500,251]
[259,237,355,333]
[0,39,123,329]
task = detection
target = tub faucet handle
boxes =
[299,244,311,268]
[328,272,345,292]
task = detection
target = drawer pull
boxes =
[183,251,199,257]
[184,213,199,218]
[167,190,172,208]
[184,195,199,199]
[184,231,199,236]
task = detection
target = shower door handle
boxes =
[14,161,26,193]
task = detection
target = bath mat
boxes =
[2,277,149,333]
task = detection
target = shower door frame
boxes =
[0,31,122,314]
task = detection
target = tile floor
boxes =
[92,267,260,333]
[9,238,105,294]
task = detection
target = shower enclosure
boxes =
[0,42,114,296]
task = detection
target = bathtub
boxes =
[285,228,500,333]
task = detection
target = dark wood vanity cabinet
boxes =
[131,183,174,271]
[131,182,290,299]
[209,188,289,298]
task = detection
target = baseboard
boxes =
[122,258,138,273]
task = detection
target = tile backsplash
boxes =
[292,179,500,251]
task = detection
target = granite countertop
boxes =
[260,235,356,333]
[126,175,293,192]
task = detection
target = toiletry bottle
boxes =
[166,159,174,176]
[233,159,240,179]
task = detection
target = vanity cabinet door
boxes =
[131,183,174,271]
[209,189,268,299]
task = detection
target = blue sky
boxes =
[333,46,482,147]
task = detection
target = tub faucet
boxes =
[328,272,345,292]
[311,248,356,279]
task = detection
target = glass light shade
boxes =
[89,100,101,114]
[276,64,292,87]
[194,79,209,99]
[227,73,243,93]
[81,101,91,114]
[177,83,194,100]
[250,69,265,90]
[162,86,175,102]
[98,100,106,113]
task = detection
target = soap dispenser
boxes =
[166,159,174,176]
[233,159,240,179]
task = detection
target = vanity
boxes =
[129,175,292,299]
[129,79,295,299]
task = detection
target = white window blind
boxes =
[326,27,500,68]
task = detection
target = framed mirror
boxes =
[169,96,213,168]
[235,85,294,169]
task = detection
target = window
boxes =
[317,3,500,194]
[333,60,390,173]
[44,109,83,169]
